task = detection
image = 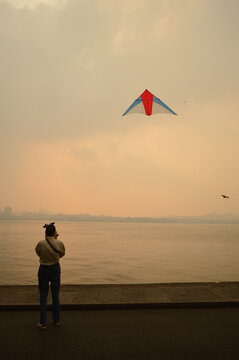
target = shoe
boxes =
[54,322,61,326]
[37,323,47,330]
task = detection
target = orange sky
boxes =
[1,0,239,217]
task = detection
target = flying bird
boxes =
[221,194,229,199]
[122,89,177,116]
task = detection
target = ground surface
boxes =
[1,308,239,360]
[2,282,239,308]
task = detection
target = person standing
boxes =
[35,222,65,329]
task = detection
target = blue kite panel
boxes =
[153,96,177,115]
[122,96,142,116]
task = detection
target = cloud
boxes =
[1,0,239,215]
[0,0,68,9]
[1,0,239,145]
[3,88,239,216]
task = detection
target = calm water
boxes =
[0,221,239,285]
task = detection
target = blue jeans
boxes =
[38,263,61,324]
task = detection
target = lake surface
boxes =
[0,221,239,285]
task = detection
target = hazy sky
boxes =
[1,0,239,217]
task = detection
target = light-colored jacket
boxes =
[35,236,65,265]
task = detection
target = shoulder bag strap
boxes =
[46,238,62,255]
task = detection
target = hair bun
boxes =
[43,222,55,229]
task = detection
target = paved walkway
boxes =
[2,308,239,359]
[1,282,239,309]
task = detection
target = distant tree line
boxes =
[1,206,239,224]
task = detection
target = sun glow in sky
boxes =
[1,0,239,216]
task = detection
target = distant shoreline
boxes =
[1,212,239,224]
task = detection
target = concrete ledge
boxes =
[1,282,239,310]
